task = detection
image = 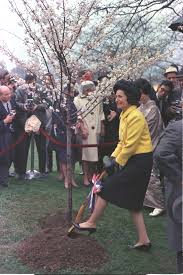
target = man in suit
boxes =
[15,72,48,179]
[163,66,182,125]
[154,119,182,273]
[0,86,16,187]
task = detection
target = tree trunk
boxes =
[66,97,73,225]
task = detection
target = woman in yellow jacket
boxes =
[73,79,153,250]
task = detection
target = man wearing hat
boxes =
[154,119,182,273]
[164,65,179,86]
[163,65,182,124]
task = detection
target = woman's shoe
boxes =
[72,222,96,235]
[149,208,164,217]
[128,242,152,251]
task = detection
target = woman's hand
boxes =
[107,110,117,121]
[93,180,103,193]
[104,157,117,176]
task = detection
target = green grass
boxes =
[0,161,176,274]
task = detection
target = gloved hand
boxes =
[93,180,103,193]
[103,156,117,176]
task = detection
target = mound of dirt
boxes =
[17,210,109,273]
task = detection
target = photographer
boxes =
[163,66,182,125]
[15,72,48,179]
[0,86,16,187]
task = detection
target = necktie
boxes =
[6,102,10,113]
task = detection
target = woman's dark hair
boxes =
[159,80,173,91]
[113,79,140,106]
[133,78,159,105]
[133,78,152,95]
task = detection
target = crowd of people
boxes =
[0,64,182,272]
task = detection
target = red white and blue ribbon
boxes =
[88,173,103,212]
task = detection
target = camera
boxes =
[9,76,17,84]
[171,100,182,114]
[9,110,16,116]
[26,98,34,109]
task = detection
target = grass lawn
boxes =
[0,160,176,274]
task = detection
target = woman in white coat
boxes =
[74,81,105,186]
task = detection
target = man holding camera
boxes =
[0,86,16,187]
[163,66,182,125]
[15,72,48,179]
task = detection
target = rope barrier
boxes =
[0,132,28,156]
[0,128,117,156]
[39,128,118,148]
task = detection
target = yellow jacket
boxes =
[111,105,152,166]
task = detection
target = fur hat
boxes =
[25,115,41,133]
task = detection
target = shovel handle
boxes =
[98,170,107,181]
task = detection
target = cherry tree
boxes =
[1,0,181,223]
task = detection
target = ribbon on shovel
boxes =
[88,173,104,212]
[67,170,106,236]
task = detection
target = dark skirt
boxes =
[99,152,153,210]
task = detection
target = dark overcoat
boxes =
[154,120,182,252]
[0,98,16,165]
[15,84,47,129]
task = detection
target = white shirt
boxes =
[2,101,12,113]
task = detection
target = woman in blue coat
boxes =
[50,96,78,188]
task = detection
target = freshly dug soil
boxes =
[17,210,109,273]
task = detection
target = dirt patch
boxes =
[38,209,73,230]
[17,210,109,273]
[0,243,17,256]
